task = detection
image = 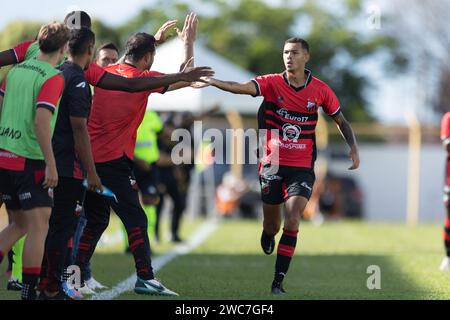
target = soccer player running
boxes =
[38,27,103,300]
[0,22,70,300]
[201,37,360,294]
[439,112,450,271]
[75,13,209,296]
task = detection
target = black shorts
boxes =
[259,164,315,205]
[134,163,160,197]
[0,160,53,210]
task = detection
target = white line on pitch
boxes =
[91,219,219,300]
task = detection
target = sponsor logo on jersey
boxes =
[282,123,301,142]
[276,108,309,123]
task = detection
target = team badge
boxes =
[306,99,317,111]
[282,123,301,142]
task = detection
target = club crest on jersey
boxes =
[306,100,317,111]
[282,123,301,142]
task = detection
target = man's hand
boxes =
[154,20,178,45]
[190,81,210,89]
[180,65,214,82]
[86,171,103,192]
[348,146,360,170]
[43,164,58,189]
[176,12,197,44]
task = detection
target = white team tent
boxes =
[147,39,263,114]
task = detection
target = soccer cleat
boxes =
[75,283,95,296]
[134,277,179,296]
[7,279,23,291]
[260,231,275,255]
[62,282,85,299]
[271,280,286,295]
[85,277,108,290]
[439,256,450,271]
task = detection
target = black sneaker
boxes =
[260,231,275,255]
[271,280,286,295]
[7,279,23,291]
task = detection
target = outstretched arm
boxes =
[96,67,214,93]
[204,78,258,96]
[331,112,360,170]
[0,49,16,68]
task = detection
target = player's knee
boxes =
[264,220,281,236]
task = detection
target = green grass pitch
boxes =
[1,218,449,300]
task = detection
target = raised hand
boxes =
[176,12,198,44]
[154,20,178,45]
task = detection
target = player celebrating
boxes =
[439,112,450,271]
[0,22,70,300]
[75,13,209,296]
[0,11,214,96]
[201,37,360,294]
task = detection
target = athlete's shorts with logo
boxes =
[259,164,315,205]
[0,160,53,210]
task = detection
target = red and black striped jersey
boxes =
[253,70,340,169]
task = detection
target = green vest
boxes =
[0,59,62,160]
[24,41,40,61]
[24,41,66,68]
[134,111,162,164]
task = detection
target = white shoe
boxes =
[439,256,450,271]
[85,277,108,290]
[77,283,96,295]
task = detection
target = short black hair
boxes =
[64,11,92,29]
[69,27,95,56]
[285,37,309,53]
[125,33,156,62]
[96,42,119,56]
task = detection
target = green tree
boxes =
[119,0,405,122]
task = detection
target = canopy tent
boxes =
[147,39,262,114]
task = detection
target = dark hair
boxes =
[69,27,95,56]
[285,37,309,53]
[96,42,119,56]
[125,33,156,62]
[38,22,71,54]
[64,11,92,29]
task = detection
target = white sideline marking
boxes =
[91,219,219,300]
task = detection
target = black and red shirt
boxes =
[253,70,340,169]
[441,112,450,186]
[52,61,91,179]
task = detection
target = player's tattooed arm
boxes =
[202,78,258,96]
[0,49,17,68]
[332,112,360,170]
